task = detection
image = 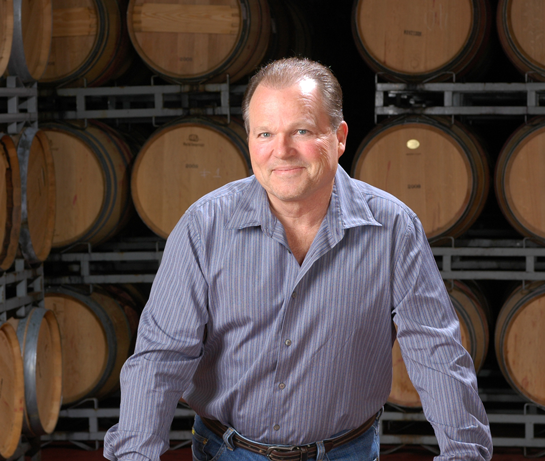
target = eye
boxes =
[258,132,271,138]
[297,129,308,135]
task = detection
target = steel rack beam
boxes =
[375,81,545,117]
[431,245,545,280]
[42,403,545,448]
[45,250,162,284]
[380,409,545,448]
[41,82,247,122]
[44,240,545,284]
[0,260,44,321]
[0,76,38,132]
[41,403,195,442]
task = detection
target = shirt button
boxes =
[285,339,292,347]
[279,383,285,389]
[274,424,280,431]
[291,291,296,299]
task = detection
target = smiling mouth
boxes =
[273,166,304,173]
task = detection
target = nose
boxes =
[274,133,294,159]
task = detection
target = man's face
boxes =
[247,79,348,208]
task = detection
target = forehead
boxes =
[248,80,325,121]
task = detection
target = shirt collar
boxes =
[227,166,382,236]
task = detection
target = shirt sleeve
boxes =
[391,214,493,461]
[103,215,208,461]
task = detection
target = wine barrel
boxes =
[495,117,545,245]
[351,116,490,243]
[41,121,133,249]
[390,280,490,408]
[8,308,62,437]
[0,322,24,460]
[495,282,545,407]
[131,117,250,238]
[127,0,271,84]
[497,0,545,81]
[7,0,52,82]
[11,128,56,263]
[101,283,146,354]
[45,285,133,405]
[0,0,14,76]
[0,133,21,271]
[265,0,312,63]
[352,0,491,82]
[39,0,133,87]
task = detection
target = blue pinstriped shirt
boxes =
[104,166,492,461]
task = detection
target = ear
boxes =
[336,121,348,159]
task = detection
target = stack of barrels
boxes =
[2,0,312,87]
[351,0,545,246]
[350,0,545,410]
[0,308,62,459]
[0,129,56,270]
[43,284,145,406]
[3,0,545,447]
[0,284,145,459]
[2,0,314,249]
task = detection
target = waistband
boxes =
[200,412,379,461]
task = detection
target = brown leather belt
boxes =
[200,413,377,461]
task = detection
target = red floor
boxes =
[35,444,533,460]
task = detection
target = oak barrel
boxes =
[0,133,22,271]
[45,285,133,405]
[497,0,545,81]
[8,308,63,437]
[265,0,312,63]
[390,280,490,408]
[101,283,146,354]
[351,116,490,243]
[495,282,545,407]
[495,117,545,245]
[131,117,250,238]
[0,322,24,460]
[7,0,52,82]
[352,0,491,82]
[41,121,133,249]
[12,128,56,263]
[127,0,271,84]
[39,0,133,87]
[0,0,14,76]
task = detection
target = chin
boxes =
[270,189,308,202]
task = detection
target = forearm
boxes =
[392,215,492,460]
[402,348,492,461]
[104,351,201,460]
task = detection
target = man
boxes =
[104,58,492,461]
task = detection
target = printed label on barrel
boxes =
[404,30,422,36]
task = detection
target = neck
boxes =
[267,186,332,265]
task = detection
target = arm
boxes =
[392,215,492,461]
[104,216,208,461]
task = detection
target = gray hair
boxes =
[241,57,344,133]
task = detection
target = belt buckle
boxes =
[266,445,308,461]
